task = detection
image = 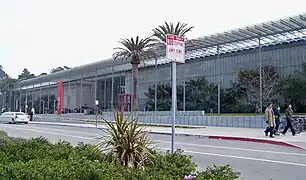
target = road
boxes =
[0,123,306,180]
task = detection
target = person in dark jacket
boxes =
[281,104,296,136]
[273,106,281,135]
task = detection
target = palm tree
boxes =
[113,36,157,110]
[185,77,207,110]
[152,22,194,43]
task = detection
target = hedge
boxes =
[0,131,240,180]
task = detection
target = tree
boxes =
[113,36,157,110]
[18,68,35,80]
[280,75,306,112]
[144,83,172,111]
[152,22,194,43]
[237,65,280,110]
[185,77,207,110]
[50,66,71,73]
[0,65,5,78]
[39,73,48,76]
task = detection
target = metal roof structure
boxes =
[18,12,306,88]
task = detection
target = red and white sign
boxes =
[166,34,185,63]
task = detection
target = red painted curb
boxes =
[208,135,306,150]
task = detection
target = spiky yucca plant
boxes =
[95,110,155,169]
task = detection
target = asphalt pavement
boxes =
[0,123,306,180]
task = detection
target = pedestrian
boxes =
[273,106,281,135]
[281,104,296,136]
[264,103,275,138]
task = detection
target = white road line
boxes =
[2,124,306,157]
[156,141,306,157]
[20,124,101,137]
[0,125,93,140]
[159,148,306,167]
[2,125,306,167]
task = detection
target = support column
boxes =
[25,90,28,113]
[111,66,114,110]
[94,69,97,109]
[154,58,158,111]
[217,45,221,114]
[19,88,22,111]
[47,81,50,114]
[103,77,106,109]
[183,62,186,111]
[68,77,71,113]
[31,84,34,108]
[259,38,263,113]
[39,82,42,114]
[80,74,83,113]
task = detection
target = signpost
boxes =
[166,34,185,154]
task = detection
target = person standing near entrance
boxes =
[281,104,296,136]
[265,103,275,138]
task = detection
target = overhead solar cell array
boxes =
[18,13,306,87]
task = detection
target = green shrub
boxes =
[0,130,240,180]
[197,165,240,180]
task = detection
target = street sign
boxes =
[166,34,185,63]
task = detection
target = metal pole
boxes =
[25,90,28,113]
[32,84,34,108]
[171,61,176,154]
[217,45,221,114]
[103,77,106,109]
[154,58,158,111]
[111,66,114,110]
[19,88,22,112]
[68,78,71,113]
[39,83,42,114]
[94,69,97,109]
[42,101,45,114]
[259,38,263,113]
[94,69,98,127]
[80,75,83,113]
[53,100,56,114]
[183,62,186,111]
[47,82,50,114]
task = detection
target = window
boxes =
[15,112,26,116]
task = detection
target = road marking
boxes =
[156,141,306,157]
[2,125,306,167]
[2,124,306,157]
[159,148,306,167]
[0,125,93,140]
[21,124,101,137]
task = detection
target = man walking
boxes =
[281,104,296,136]
[273,106,281,135]
[265,103,275,138]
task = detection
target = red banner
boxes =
[57,80,63,115]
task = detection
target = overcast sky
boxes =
[1,0,306,78]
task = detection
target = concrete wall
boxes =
[39,112,266,128]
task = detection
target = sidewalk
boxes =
[31,121,306,150]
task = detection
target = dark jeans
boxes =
[29,114,33,121]
[264,126,274,137]
[282,118,295,135]
[275,117,280,132]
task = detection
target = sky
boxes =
[1,0,306,78]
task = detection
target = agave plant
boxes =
[95,110,155,169]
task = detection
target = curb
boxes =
[30,121,306,150]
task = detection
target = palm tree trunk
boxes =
[132,63,139,111]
